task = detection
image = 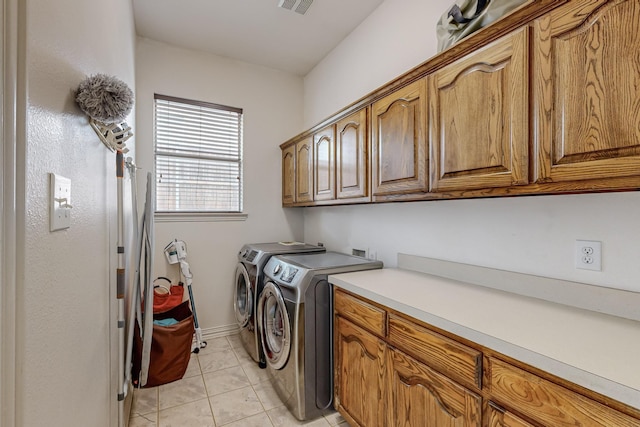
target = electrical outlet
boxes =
[575,240,601,271]
[352,248,367,257]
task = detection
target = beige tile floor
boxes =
[129,334,349,427]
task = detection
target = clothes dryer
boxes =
[234,242,325,367]
[258,252,383,421]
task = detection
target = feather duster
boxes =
[75,74,134,124]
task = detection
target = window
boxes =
[154,94,243,214]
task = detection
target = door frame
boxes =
[1,0,23,424]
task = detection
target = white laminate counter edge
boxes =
[398,253,640,322]
[329,271,640,411]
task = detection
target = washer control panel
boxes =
[281,265,298,283]
[265,257,306,287]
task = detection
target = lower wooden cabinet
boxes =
[334,288,640,427]
[334,316,387,427]
[489,358,640,427]
[389,348,481,426]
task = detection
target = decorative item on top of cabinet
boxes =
[336,108,370,201]
[428,27,530,192]
[371,78,428,198]
[313,124,336,201]
[533,0,640,185]
[282,143,296,206]
[296,136,314,204]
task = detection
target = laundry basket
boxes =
[132,300,195,387]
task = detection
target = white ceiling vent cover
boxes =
[278,0,313,15]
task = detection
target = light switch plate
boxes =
[50,173,71,231]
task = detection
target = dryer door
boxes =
[233,263,252,327]
[258,281,291,370]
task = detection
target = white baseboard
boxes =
[199,324,239,342]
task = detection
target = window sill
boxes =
[154,212,248,223]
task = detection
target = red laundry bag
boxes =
[132,300,194,388]
[152,277,184,313]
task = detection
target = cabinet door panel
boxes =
[390,348,481,427]
[372,79,428,196]
[490,357,640,427]
[388,314,481,390]
[534,0,640,183]
[296,137,313,204]
[282,144,295,206]
[335,316,386,427]
[335,289,385,337]
[314,125,335,201]
[429,27,529,191]
[337,109,369,200]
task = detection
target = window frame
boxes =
[153,94,247,221]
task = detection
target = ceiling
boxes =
[132,0,385,76]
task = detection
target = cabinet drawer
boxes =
[388,314,482,390]
[490,358,640,427]
[334,289,386,337]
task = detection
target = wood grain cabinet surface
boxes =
[389,348,482,427]
[280,0,640,206]
[336,108,370,201]
[486,402,536,427]
[295,137,313,204]
[372,78,428,197]
[428,27,530,192]
[313,124,336,202]
[333,289,640,427]
[388,314,482,391]
[489,358,640,427]
[334,288,385,337]
[281,143,296,206]
[533,0,640,185]
[334,315,387,427]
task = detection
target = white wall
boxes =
[304,0,451,128]
[18,0,136,425]
[135,38,305,332]
[302,0,640,293]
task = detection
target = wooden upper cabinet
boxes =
[389,348,482,427]
[429,27,530,192]
[336,109,369,201]
[282,144,296,206]
[295,137,314,204]
[313,124,336,201]
[533,0,640,183]
[372,78,428,196]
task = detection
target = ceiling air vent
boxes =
[278,0,314,15]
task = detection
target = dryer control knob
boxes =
[273,264,282,275]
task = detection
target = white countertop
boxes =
[329,264,640,410]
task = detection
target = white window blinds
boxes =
[154,94,243,213]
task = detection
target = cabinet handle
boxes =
[475,354,483,388]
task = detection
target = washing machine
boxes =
[258,252,383,421]
[234,242,325,367]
